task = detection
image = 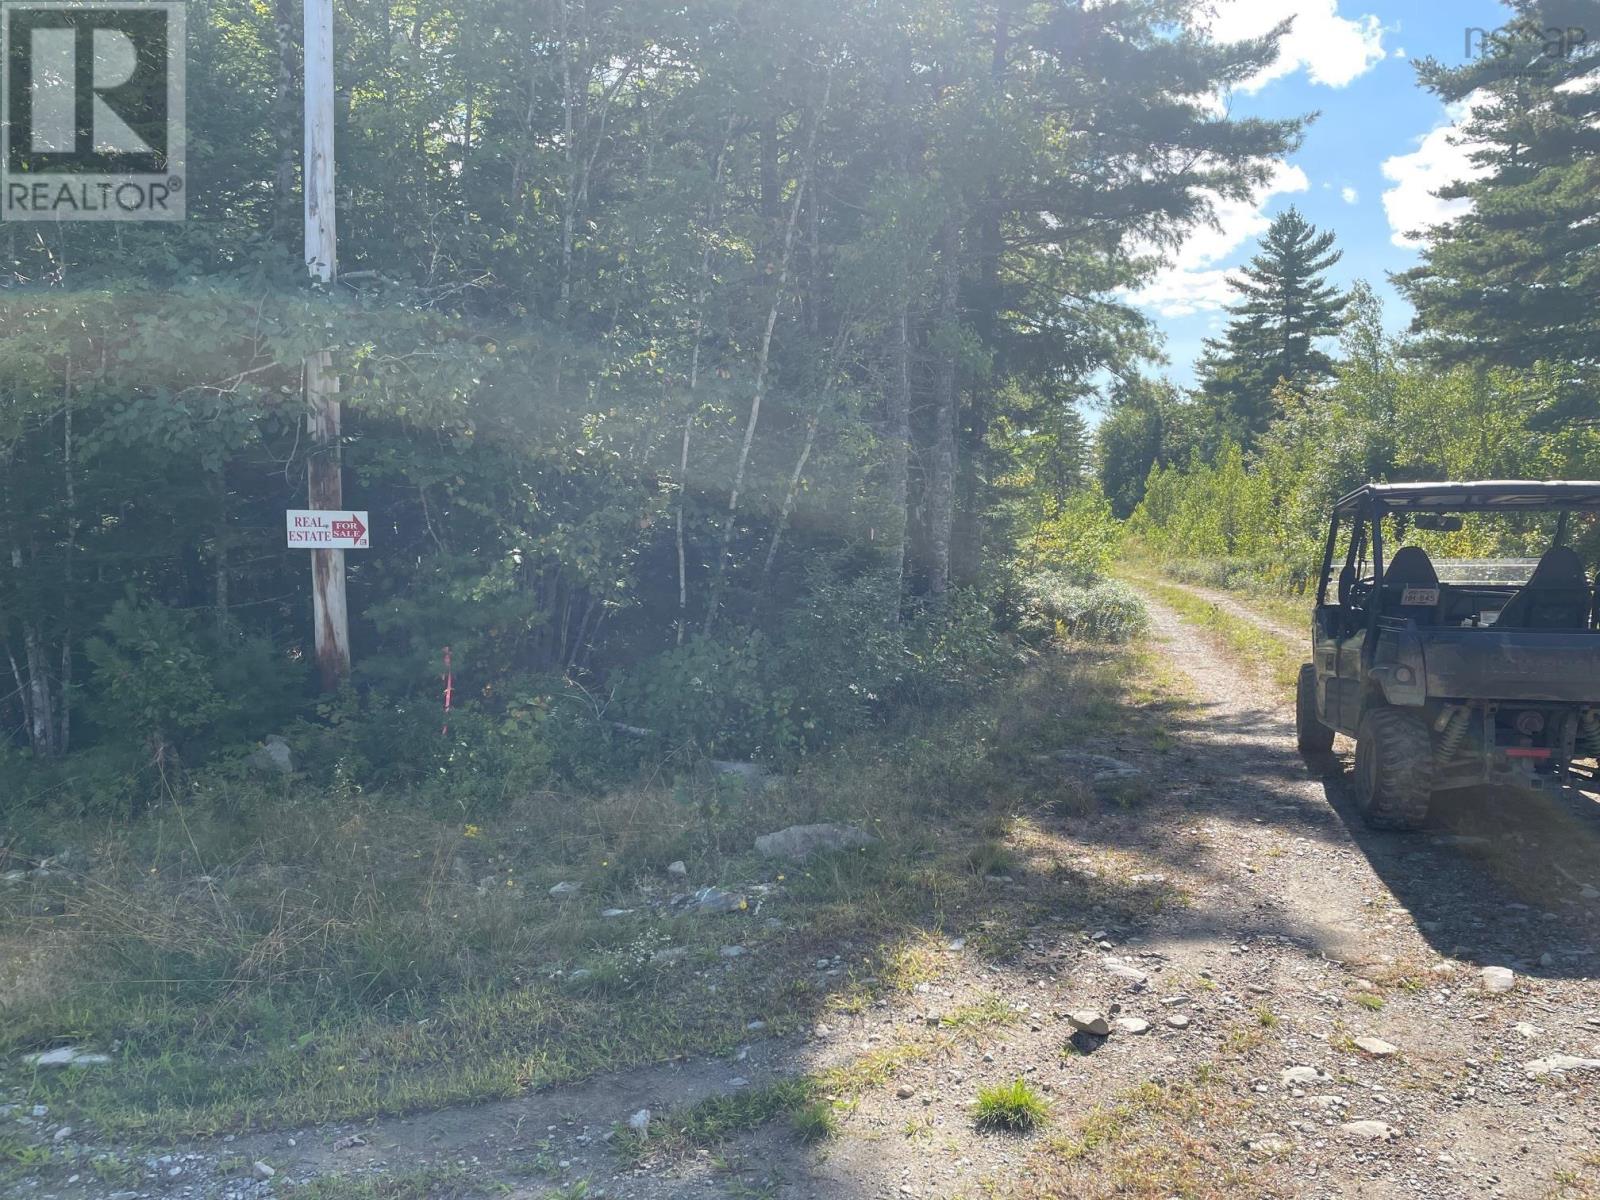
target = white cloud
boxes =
[1205,0,1387,92]
[1340,185,1359,204]
[1124,162,1311,317]
[1379,93,1492,248]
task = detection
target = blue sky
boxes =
[1124,0,1511,390]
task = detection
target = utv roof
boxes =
[1333,480,1600,515]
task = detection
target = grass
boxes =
[973,1078,1051,1132]
[0,1133,53,1187]
[0,630,1195,1152]
[1352,992,1385,1012]
[788,1099,838,1145]
[1033,1050,1276,1199]
[1547,1152,1600,1199]
[940,992,1021,1032]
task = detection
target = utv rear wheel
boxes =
[1296,663,1335,755]
[1354,707,1433,831]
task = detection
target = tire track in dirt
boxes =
[1130,583,1600,1200]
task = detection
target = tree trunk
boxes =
[703,67,833,635]
[213,465,230,636]
[58,357,76,754]
[950,0,1011,586]
[675,120,735,645]
[927,222,961,597]
[758,323,854,593]
[885,286,912,618]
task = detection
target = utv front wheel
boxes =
[1354,707,1433,831]
[1296,663,1335,755]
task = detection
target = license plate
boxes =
[1401,586,1440,606]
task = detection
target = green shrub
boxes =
[282,680,552,812]
[614,576,1008,765]
[614,631,799,761]
[84,597,307,772]
[1019,573,1148,643]
[1160,555,1312,596]
[1017,490,1121,584]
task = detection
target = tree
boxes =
[1194,207,1349,449]
[1395,0,1600,424]
[1096,375,1176,518]
[2,0,1314,763]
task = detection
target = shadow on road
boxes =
[1309,752,1600,981]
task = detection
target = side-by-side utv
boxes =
[1296,481,1600,830]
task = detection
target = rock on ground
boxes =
[1101,958,1148,985]
[1479,965,1515,993]
[1066,1010,1110,1036]
[681,886,746,915]
[1524,1055,1600,1079]
[1281,1066,1331,1087]
[247,735,294,776]
[1055,751,1142,783]
[754,823,878,861]
[25,1047,110,1067]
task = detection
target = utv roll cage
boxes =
[1315,481,1600,655]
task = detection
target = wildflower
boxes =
[463,824,482,839]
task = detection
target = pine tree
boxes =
[1194,207,1349,449]
[1395,0,1600,423]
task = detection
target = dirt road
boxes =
[14,584,1600,1199]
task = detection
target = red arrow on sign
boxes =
[331,513,367,542]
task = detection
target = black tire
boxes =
[1296,663,1335,755]
[1354,707,1434,830]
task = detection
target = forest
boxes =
[1,0,1303,797]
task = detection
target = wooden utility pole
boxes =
[304,0,349,690]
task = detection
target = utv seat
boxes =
[1495,546,1592,629]
[1378,546,1442,624]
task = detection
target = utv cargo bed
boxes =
[1419,627,1600,704]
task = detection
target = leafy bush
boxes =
[1016,489,1121,583]
[285,685,553,812]
[893,587,1011,705]
[614,631,799,761]
[613,577,1009,765]
[1019,573,1148,643]
[85,597,307,763]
